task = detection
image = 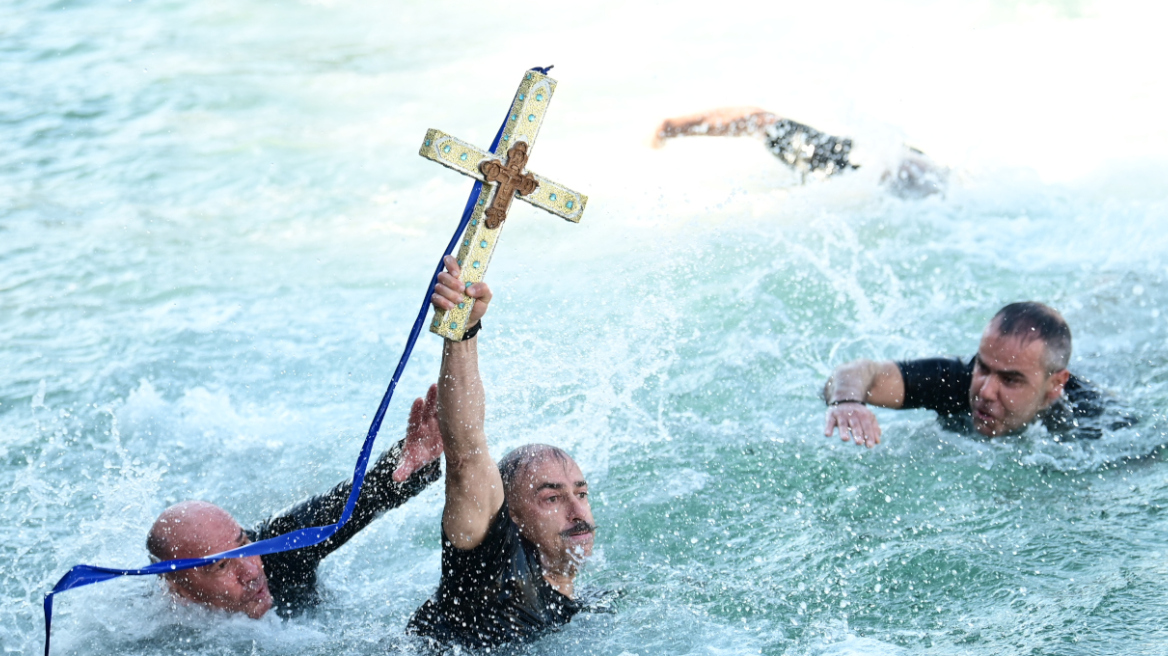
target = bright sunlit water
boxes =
[3,1,1168,654]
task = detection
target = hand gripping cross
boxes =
[419,69,588,340]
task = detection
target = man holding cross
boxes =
[404,68,597,648]
[406,257,596,648]
[42,68,594,654]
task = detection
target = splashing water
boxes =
[3,1,1167,655]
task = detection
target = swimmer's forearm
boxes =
[436,334,504,549]
[656,108,778,141]
[824,360,874,404]
[437,336,487,465]
[823,360,905,409]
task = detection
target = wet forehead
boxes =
[978,328,1048,375]
[515,456,587,491]
[166,508,244,559]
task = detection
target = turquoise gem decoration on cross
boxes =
[418,69,588,341]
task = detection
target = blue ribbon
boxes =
[42,65,555,656]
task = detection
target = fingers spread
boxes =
[408,397,424,430]
[425,383,438,417]
[825,406,884,449]
[846,416,863,445]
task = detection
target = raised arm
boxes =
[822,359,905,448]
[652,107,779,147]
[430,256,504,550]
[253,386,444,596]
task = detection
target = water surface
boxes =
[3,1,1167,654]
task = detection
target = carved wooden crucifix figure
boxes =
[480,142,538,229]
[418,69,588,340]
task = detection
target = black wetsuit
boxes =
[244,438,440,615]
[407,504,582,648]
[764,119,855,177]
[897,356,1135,439]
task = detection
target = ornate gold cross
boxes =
[419,69,588,340]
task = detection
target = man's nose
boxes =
[239,556,263,582]
[976,375,1000,402]
[566,495,589,522]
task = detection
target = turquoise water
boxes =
[3,1,1168,654]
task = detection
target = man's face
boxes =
[156,503,273,619]
[506,455,595,573]
[968,326,1068,436]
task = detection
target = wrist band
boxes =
[828,398,863,406]
[459,320,482,342]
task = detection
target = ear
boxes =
[1043,369,1070,407]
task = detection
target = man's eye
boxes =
[218,561,228,570]
[578,492,588,499]
[545,496,558,503]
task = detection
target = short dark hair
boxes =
[990,302,1072,373]
[498,444,573,491]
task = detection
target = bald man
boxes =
[147,385,444,618]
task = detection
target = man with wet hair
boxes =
[407,256,596,648]
[652,106,947,198]
[822,302,1126,446]
[146,385,444,618]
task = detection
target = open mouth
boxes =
[973,405,996,424]
[246,579,269,603]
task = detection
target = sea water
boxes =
[3,1,1167,654]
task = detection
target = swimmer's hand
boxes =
[430,255,492,332]
[650,120,672,149]
[394,383,443,482]
[652,108,777,148]
[824,402,882,448]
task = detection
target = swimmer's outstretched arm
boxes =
[431,255,504,551]
[652,107,778,147]
[822,359,905,448]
